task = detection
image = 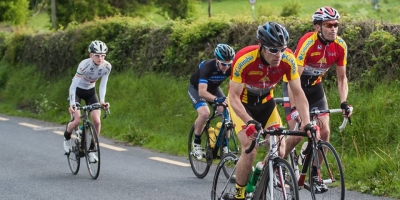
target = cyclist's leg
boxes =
[86,87,101,135]
[188,85,210,141]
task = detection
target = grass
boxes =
[0,61,399,198]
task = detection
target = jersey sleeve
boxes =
[68,62,85,106]
[99,63,111,103]
[335,37,347,66]
[198,61,209,85]
[282,51,299,81]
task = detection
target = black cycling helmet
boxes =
[88,40,108,54]
[256,22,289,47]
[214,44,235,61]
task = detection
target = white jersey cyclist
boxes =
[68,58,111,106]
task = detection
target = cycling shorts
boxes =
[187,84,225,110]
[74,87,99,106]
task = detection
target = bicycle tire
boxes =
[309,141,345,200]
[84,122,101,179]
[67,129,80,175]
[211,153,238,200]
[188,125,212,178]
[288,149,300,181]
[219,127,240,179]
[254,158,300,200]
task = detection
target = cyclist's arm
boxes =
[228,80,252,123]
[336,65,348,103]
[198,83,216,102]
[287,78,310,126]
[99,71,109,104]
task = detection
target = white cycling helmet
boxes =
[88,40,108,54]
[312,6,340,24]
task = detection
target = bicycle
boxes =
[275,98,352,200]
[211,126,312,200]
[188,102,240,178]
[65,102,109,179]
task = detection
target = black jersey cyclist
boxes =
[188,44,235,160]
[63,40,111,163]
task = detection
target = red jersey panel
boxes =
[231,45,299,104]
[295,32,347,86]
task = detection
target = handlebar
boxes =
[309,107,352,132]
[244,127,309,154]
[70,103,110,121]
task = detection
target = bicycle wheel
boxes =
[188,125,212,178]
[84,122,101,179]
[211,153,238,200]
[254,158,299,200]
[67,130,80,174]
[219,125,240,159]
[288,149,300,181]
[309,141,345,200]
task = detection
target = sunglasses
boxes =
[218,60,232,67]
[322,23,339,28]
[263,46,286,55]
[93,54,106,58]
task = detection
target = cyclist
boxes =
[63,40,111,163]
[283,6,353,160]
[188,44,235,160]
[228,22,315,200]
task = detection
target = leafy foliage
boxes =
[0,0,30,25]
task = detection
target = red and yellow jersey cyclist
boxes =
[283,6,353,160]
[228,22,313,200]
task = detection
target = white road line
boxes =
[19,123,41,128]
[53,131,127,151]
[149,157,190,167]
[100,143,127,151]
[0,117,9,121]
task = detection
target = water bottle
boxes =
[298,142,308,165]
[245,161,264,194]
[208,127,216,148]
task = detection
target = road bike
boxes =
[188,102,240,178]
[211,126,314,200]
[275,98,352,200]
[66,103,109,179]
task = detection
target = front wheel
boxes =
[211,153,238,200]
[188,125,212,178]
[67,129,80,175]
[84,122,101,179]
[309,141,345,200]
[254,158,300,200]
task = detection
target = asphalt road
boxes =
[0,114,396,200]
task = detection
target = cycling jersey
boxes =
[189,59,231,92]
[231,45,299,105]
[69,58,112,106]
[295,32,347,86]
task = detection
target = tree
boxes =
[0,0,30,25]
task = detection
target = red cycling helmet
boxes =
[312,6,340,24]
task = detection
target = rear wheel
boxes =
[211,153,238,200]
[188,125,212,178]
[84,123,101,179]
[67,130,80,175]
[309,141,345,200]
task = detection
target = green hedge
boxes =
[0,15,399,81]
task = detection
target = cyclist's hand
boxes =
[303,123,320,140]
[288,107,301,123]
[214,97,226,103]
[68,105,76,114]
[101,102,110,110]
[340,101,353,118]
[245,119,262,139]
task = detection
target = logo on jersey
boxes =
[258,64,263,69]
[234,55,253,77]
[311,52,321,56]
[249,71,263,75]
[317,45,322,50]
[317,57,327,64]
[298,40,313,61]
[327,51,337,57]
